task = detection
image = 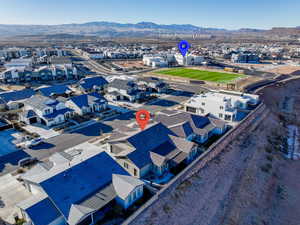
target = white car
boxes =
[25,138,44,148]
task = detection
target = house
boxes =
[49,56,72,67]
[4,58,33,69]
[77,76,108,93]
[231,52,260,63]
[174,54,205,66]
[17,151,144,225]
[137,77,169,93]
[107,79,142,102]
[105,122,199,178]
[83,50,105,60]
[33,65,80,81]
[66,93,108,115]
[37,85,72,98]
[1,65,81,84]
[155,110,227,144]
[20,95,74,127]
[0,67,32,83]
[184,90,259,122]
[142,55,168,68]
[112,174,144,209]
[0,88,35,110]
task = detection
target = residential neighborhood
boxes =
[0,2,300,224]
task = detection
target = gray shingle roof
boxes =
[109,79,136,91]
[112,174,144,200]
[0,88,35,103]
[69,92,107,108]
[110,122,195,169]
[38,85,71,97]
[155,111,225,138]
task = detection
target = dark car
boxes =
[18,157,38,167]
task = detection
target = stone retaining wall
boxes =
[123,103,269,225]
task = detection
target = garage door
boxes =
[29,117,37,124]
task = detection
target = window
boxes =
[134,168,137,176]
[201,102,205,106]
[225,115,232,121]
[220,106,224,110]
[124,162,129,169]
[128,193,131,202]
[44,109,51,114]
[219,113,223,118]
[186,106,196,113]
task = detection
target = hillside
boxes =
[0,21,299,38]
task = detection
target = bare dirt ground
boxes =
[114,60,146,69]
[267,65,300,75]
[130,79,300,225]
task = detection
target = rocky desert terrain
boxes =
[129,78,300,225]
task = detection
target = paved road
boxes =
[0,82,204,176]
[0,112,134,176]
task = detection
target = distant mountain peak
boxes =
[0,21,299,38]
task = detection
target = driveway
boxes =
[0,112,135,176]
[23,124,60,139]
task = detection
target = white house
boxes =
[107,79,142,102]
[174,54,205,66]
[4,58,33,69]
[184,90,259,122]
[142,55,168,68]
[20,95,74,127]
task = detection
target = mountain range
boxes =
[0,21,299,38]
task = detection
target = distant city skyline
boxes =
[0,0,299,29]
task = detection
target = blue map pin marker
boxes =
[178,40,190,57]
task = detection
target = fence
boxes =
[122,102,269,225]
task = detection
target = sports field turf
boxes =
[155,68,244,83]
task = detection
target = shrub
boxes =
[266,155,273,161]
[163,204,171,213]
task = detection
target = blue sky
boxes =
[0,0,298,29]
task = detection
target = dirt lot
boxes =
[129,79,300,225]
[266,65,300,75]
[114,60,146,69]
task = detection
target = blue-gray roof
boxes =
[126,123,176,168]
[69,92,107,108]
[25,198,62,225]
[79,76,108,90]
[39,152,128,220]
[0,88,35,103]
[190,114,210,129]
[38,85,71,97]
[23,110,37,118]
[44,108,74,119]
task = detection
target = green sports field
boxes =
[155,68,245,83]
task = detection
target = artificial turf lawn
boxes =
[155,68,244,83]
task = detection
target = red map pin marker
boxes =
[136,109,150,130]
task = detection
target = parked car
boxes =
[24,138,44,148]
[18,157,38,167]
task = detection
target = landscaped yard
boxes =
[154,68,245,83]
